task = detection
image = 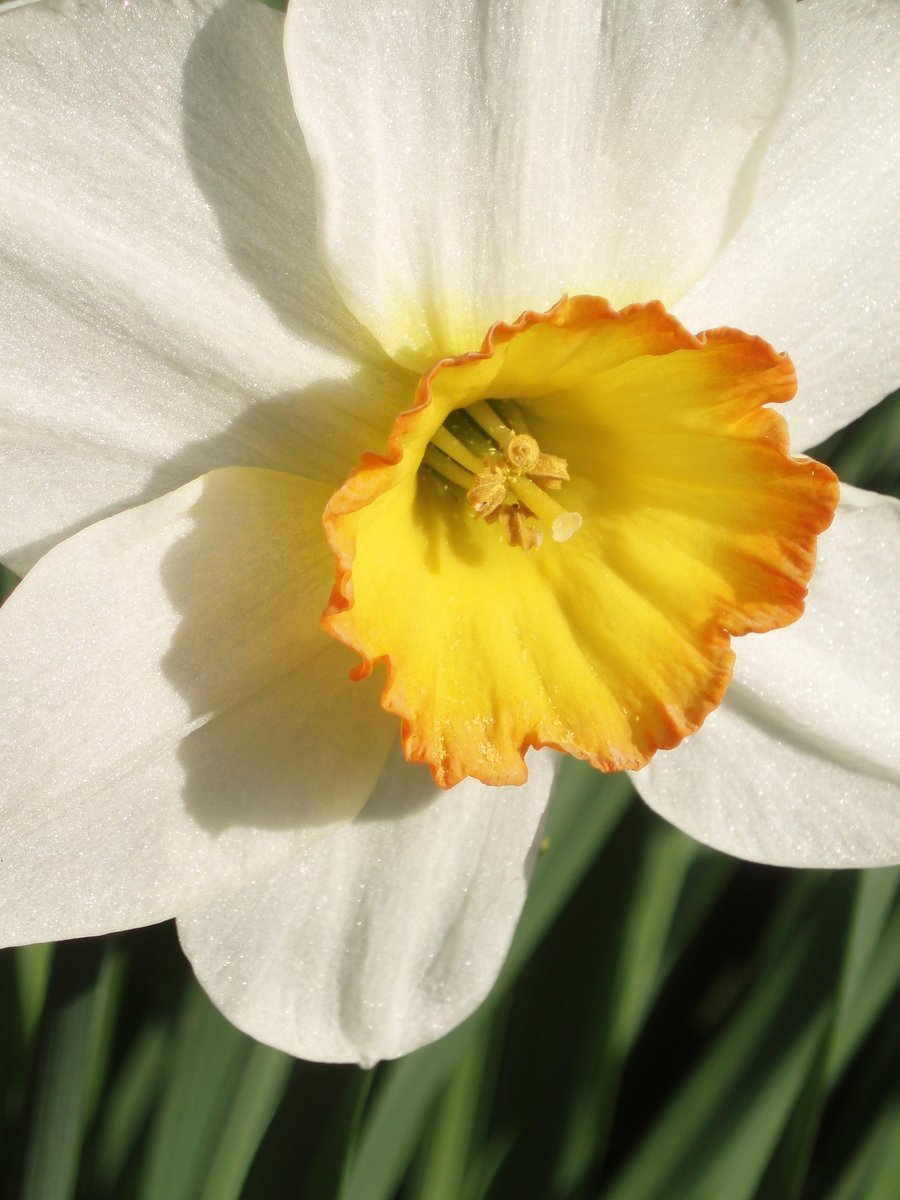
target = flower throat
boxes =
[420,399,583,551]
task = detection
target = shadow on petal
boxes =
[7,0,410,573]
[159,465,398,836]
[181,0,387,367]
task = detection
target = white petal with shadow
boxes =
[0,0,406,573]
[0,468,394,944]
[178,745,558,1065]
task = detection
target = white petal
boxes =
[178,745,558,1065]
[676,0,900,449]
[0,468,395,944]
[633,486,900,867]
[284,0,795,369]
[0,0,406,573]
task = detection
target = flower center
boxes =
[322,296,838,790]
[422,400,582,550]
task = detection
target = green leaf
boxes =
[88,1021,169,1197]
[18,940,121,1200]
[14,943,54,1050]
[409,1007,505,1200]
[137,984,254,1200]
[603,873,850,1200]
[755,869,900,1198]
[812,387,900,498]
[825,1093,900,1200]
[198,1044,293,1200]
[549,823,700,1198]
[0,562,19,603]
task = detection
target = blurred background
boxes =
[0,388,897,1200]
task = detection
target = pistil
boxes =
[507,476,583,542]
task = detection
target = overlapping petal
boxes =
[676,0,900,449]
[0,0,408,574]
[178,744,556,1064]
[0,0,896,1075]
[0,468,395,942]
[284,0,796,368]
[634,487,900,866]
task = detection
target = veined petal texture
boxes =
[179,745,557,1065]
[677,0,900,449]
[0,0,406,573]
[284,0,796,368]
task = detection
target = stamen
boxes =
[466,400,515,449]
[425,400,582,548]
[445,409,494,458]
[422,445,477,490]
[504,401,531,436]
[467,466,509,517]
[430,425,486,476]
[532,452,569,485]
[497,507,542,552]
[506,434,541,474]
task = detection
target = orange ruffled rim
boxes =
[322,296,839,788]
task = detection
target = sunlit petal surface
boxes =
[178,744,556,1064]
[677,0,900,449]
[284,0,795,367]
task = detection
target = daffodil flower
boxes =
[0,0,898,1065]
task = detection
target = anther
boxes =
[467,467,508,518]
[497,507,542,551]
[506,434,541,474]
[532,452,569,486]
[424,398,583,549]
